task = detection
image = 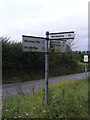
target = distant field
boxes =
[2,78,88,119]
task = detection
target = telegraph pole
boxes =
[45,31,49,109]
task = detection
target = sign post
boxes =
[22,35,45,52]
[84,52,88,80]
[49,31,74,53]
[50,40,67,52]
[22,30,75,109]
[49,31,74,40]
[45,31,49,109]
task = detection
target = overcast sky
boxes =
[0,0,89,51]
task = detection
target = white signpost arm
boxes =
[45,31,49,109]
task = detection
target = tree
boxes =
[66,33,78,52]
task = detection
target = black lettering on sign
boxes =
[51,35,64,38]
[53,41,61,44]
[24,40,35,43]
[36,41,40,43]
[52,44,61,47]
[68,34,71,37]
[24,46,38,50]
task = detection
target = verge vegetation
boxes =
[2,78,88,119]
[2,37,89,84]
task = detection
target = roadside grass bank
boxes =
[2,78,88,119]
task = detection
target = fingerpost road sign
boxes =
[22,30,75,109]
[22,35,45,52]
[49,31,74,40]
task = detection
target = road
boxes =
[2,72,90,99]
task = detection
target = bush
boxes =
[2,37,84,84]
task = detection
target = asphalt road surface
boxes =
[2,72,90,99]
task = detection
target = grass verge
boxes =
[2,79,88,119]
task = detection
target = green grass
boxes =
[78,62,88,71]
[78,62,85,68]
[2,79,88,119]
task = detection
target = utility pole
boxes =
[45,31,49,109]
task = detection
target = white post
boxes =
[85,62,87,80]
[85,51,87,80]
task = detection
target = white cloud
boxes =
[0,0,89,50]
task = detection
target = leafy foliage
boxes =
[2,37,85,84]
